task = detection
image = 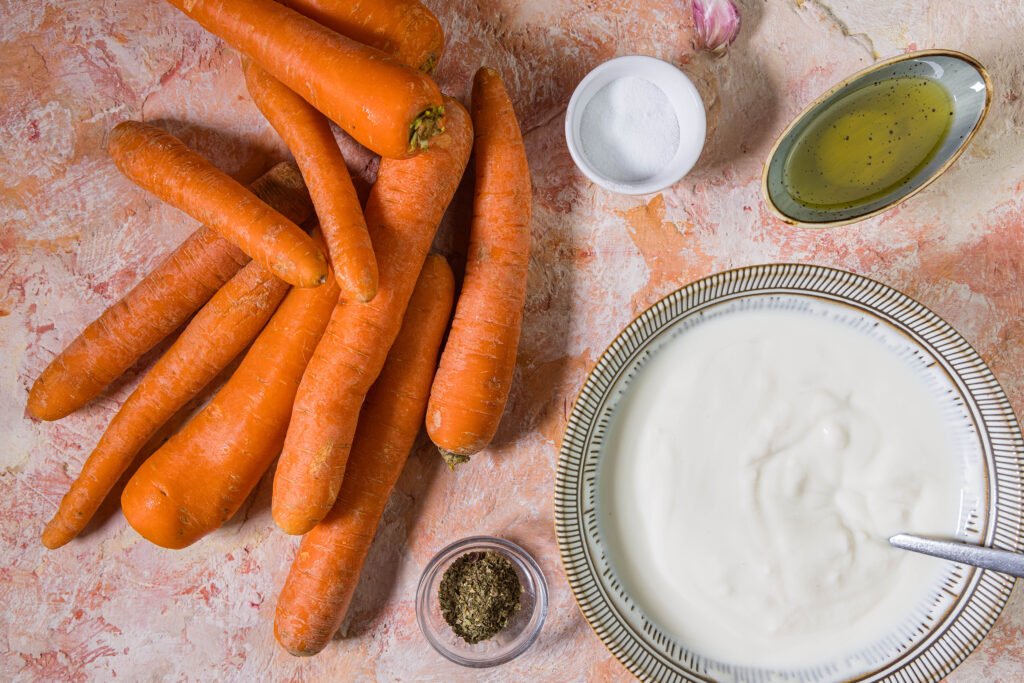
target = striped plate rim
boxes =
[554,263,1024,682]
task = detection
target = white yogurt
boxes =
[599,306,963,670]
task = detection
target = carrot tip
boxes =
[27,384,69,421]
[439,448,470,470]
[26,404,63,422]
[272,509,316,536]
[41,527,68,550]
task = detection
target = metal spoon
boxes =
[889,533,1024,579]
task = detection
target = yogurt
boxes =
[599,304,963,670]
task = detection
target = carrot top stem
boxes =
[421,53,438,74]
[440,448,470,471]
[410,106,445,152]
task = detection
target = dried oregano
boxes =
[438,551,523,644]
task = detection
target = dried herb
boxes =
[438,551,522,644]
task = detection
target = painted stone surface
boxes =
[3,0,1023,680]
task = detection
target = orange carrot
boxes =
[120,248,339,549]
[276,0,444,73]
[27,162,312,422]
[242,58,378,303]
[274,253,454,656]
[106,121,327,288]
[272,97,473,536]
[426,68,532,467]
[164,0,444,159]
[41,255,291,549]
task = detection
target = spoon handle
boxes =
[889,534,1024,579]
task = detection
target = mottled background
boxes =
[3,0,1024,680]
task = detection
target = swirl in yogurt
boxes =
[600,306,962,670]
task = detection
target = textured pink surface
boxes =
[3,0,1024,680]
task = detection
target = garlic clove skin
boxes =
[691,0,742,54]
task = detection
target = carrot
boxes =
[106,121,327,288]
[271,97,473,536]
[242,58,378,303]
[41,256,291,550]
[426,68,532,468]
[274,253,454,656]
[26,161,312,422]
[120,246,339,549]
[276,0,444,73]
[164,0,444,159]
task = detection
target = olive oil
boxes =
[782,76,954,210]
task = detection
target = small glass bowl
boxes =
[415,536,548,668]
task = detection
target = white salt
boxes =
[579,76,680,183]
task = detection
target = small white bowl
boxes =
[565,55,706,195]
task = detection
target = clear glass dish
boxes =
[415,536,548,668]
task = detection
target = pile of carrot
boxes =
[32,0,533,658]
[272,96,473,536]
[276,253,455,655]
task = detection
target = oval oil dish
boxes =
[554,264,1024,682]
[762,50,990,228]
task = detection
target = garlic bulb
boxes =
[691,0,741,53]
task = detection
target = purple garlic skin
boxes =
[692,0,741,53]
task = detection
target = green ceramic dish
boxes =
[762,50,991,228]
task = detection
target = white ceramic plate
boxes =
[555,264,1024,682]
